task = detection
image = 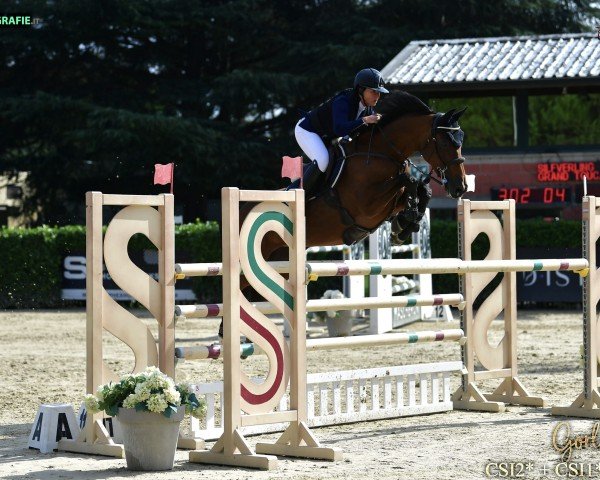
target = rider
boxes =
[294,68,389,197]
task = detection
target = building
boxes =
[0,172,27,227]
[381,33,600,219]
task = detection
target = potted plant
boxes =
[84,366,206,471]
[320,290,354,337]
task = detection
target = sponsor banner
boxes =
[62,251,197,301]
[516,247,583,303]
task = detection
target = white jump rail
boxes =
[175,258,589,279]
[175,293,465,318]
[176,329,465,360]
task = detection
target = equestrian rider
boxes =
[294,68,389,197]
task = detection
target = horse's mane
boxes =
[376,91,433,128]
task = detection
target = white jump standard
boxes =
[553,196,600,418]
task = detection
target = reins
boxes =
[341,114,465,187]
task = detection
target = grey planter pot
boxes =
[326,313,353,337]
[118,406,185,471]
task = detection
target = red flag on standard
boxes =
[154,163,174,185]
[281,156,303,187]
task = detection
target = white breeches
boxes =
[295,120,329,172]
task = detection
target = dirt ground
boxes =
[1,308,598,480]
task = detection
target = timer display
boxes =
[490,187,572,204]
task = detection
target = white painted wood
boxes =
[333,382,341,415]
[188,362,462,441]
[420,376,429,405]
[319,384,328,416]
[384,378,392,409]
[432,376,440,404]
[408,375,416,406]
[346,382,354,414]
[372,381,380,411]
[396,377,404,409]
[359,379,367,413]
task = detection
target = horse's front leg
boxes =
[391,180,432,245]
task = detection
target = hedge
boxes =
[0,219,583,308]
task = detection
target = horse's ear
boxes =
[439,109,456,125]
[451,107,468,123]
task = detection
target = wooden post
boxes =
[57,192,124,457]
[553,196,600,417]
[453,199,545,411]
[159,194,175,378]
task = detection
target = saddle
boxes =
[286,137,431,246]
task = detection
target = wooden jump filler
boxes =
[454,200,549,411]
[57,192,200,457]
[189,188,342,470]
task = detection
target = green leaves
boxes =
[0,0,597,224]
[89,366,207,419]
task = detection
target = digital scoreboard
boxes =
[490,187,571,204]
[490,161,600,205]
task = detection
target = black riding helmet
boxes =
[354,68,389,94]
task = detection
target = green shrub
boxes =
[0,219,585,307]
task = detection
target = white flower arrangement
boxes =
[84,366,206,419]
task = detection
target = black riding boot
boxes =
[301,160,326,199]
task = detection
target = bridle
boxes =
[417,113,466,185]
[368,114,465,187]
[417,121,466,186]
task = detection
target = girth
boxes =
[323,170,418,246]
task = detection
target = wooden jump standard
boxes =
[553,196,600,418]
[451,200,587,413]
[58,189,590,468]
[57,192,179,458]
[188,188,341,469]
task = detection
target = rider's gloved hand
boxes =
[362,114,381,125]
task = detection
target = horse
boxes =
[260,90,467,257]
[218,91,468,337]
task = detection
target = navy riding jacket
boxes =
[300,89,373,139]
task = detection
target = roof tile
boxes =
[382,33,599,86]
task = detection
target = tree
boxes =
[0,0,597,224]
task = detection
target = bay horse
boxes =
[259,90,467,259]
[218,91,468,337]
